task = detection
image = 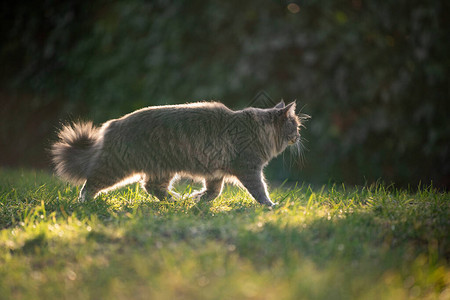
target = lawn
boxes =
[0,169,449,299]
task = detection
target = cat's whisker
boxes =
[287,137,307,168]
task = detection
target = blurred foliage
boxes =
[1,0,449,188]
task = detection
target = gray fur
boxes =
[51,101,302,206]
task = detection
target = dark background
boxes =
[1,0,449,189]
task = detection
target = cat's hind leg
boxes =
[142,175,177,201]
[190,177,224,202]
[79,173,122,202]
[78,156,127,202]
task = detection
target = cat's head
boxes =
[245,100,308,158]
[272,100,301,146]
[270,100,311,158]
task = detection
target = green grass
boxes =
[0,169,449,299]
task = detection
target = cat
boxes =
[51,100,303,207]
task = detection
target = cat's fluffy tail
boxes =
[51,121,101,184]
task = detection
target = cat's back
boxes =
[106,102,235,140]
[125,102,229,121]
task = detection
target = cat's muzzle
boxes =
[288,135,300,145]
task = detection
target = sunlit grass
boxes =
[0,169,449,299]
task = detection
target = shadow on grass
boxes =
[2,172,448,299]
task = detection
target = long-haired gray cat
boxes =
[51,100,304,207]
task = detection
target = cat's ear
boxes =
[282,101,296,117]
[274,100,285,109]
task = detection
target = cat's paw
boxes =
[167,191,182,202]
[78,193,93,203]
[265,201,278,209]
[189,191,206,203]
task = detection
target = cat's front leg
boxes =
[236,172,276,207]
